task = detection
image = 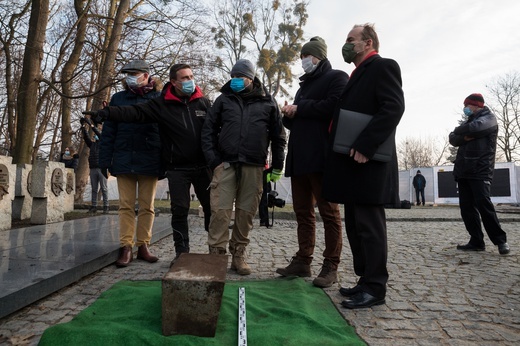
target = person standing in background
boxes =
[412,170,426,206]
[449,93,510,255]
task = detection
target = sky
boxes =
[295,0,520,144]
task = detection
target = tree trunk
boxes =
[12,0,50,164]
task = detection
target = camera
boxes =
[267,190,285,208]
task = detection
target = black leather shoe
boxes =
[341,292,385,309]
[456,243,485,251]
[498,243,510,255]
[339,285,362,297]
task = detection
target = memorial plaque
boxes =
[0,164,8,201]
[51,168,64,196]
[27,170,32,196]
[66,172,74,194]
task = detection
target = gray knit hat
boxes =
[301,36,327,60]
[121,60,150,73]
[230,59,256,80]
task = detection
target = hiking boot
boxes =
[276,257,311,277]
[230,245,251,275]
[103,206,109,214]
[136,244,159,263]
[88,206,97,213]
[312,261,338,288]
[115,246,133,267]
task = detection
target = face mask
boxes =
[94,135,99,141]
[342,42,358,64]
[126,74,143,88]
[230,78,246,93]
[301,56,317,74]
[65,151,70,156]
[179,80,195,95]
[463,106,473,116]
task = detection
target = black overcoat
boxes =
[322,54,405,205]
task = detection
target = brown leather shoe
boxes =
[115,246,133,267]
[137,244,159,263]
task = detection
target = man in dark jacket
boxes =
[323,23,404,309]
[99,60,163,268]
[449,93,510,255]
[276,37,348,288]
[81,117,108,214]
[202,59,286,275]
[412,170,426,206]
[96,64,212,265]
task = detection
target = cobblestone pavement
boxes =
[1,206,519,345]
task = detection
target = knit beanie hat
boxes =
[301,36,327,60]
[230,59,256,80]
[464,93,485,107]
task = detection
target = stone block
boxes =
[162,253,228,337]
[30,161,65,224]
[12,163,32,220]
[0,155,15,231]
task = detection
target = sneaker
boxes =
[312,262,338,288]
[276,257,311,277]
[498,243,510,255]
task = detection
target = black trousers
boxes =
[343,202,388,298]
[167,168,212,254]
[457,178,507,247]
[415,188,425,205]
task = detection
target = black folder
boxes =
[332,109,395,162]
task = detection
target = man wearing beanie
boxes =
[202,59,286,275]
[449,93,510,255]
[277,36,348,288]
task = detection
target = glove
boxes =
[79,117,86,125]
[82,108,109,125]
[266,169,282,183]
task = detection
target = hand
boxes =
[266,169,283,182]
[349,148,369,163]
[82,108,109,125]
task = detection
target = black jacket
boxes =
[104,83,211,170]
[283,59,348,177]
[323,54,405,205]
[449,107,498,181]
[99,81,163,177]
[82,126,102,169]
[201,78,286,170]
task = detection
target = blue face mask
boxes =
[180,80,195,95]
[463,106,473,117]
[230,78,246,93]
[94,135,99,141]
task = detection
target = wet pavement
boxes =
[0,205,519,345]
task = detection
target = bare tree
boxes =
[397,136,450,170]
[12,0,50,164]
[486,71,520,162]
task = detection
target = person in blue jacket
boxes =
[99,60,164,268]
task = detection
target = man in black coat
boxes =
[323,23,404,309]
[412,170,426,206]
[449,93,510,255]
[276,37,348,288]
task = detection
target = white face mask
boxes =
[301,56,318,74]
[126,74,144,88]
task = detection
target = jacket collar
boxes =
[163,82,205,102]
[343,53,380,93]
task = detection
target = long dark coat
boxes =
[322,54,405,205]
[283,59,349,177]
